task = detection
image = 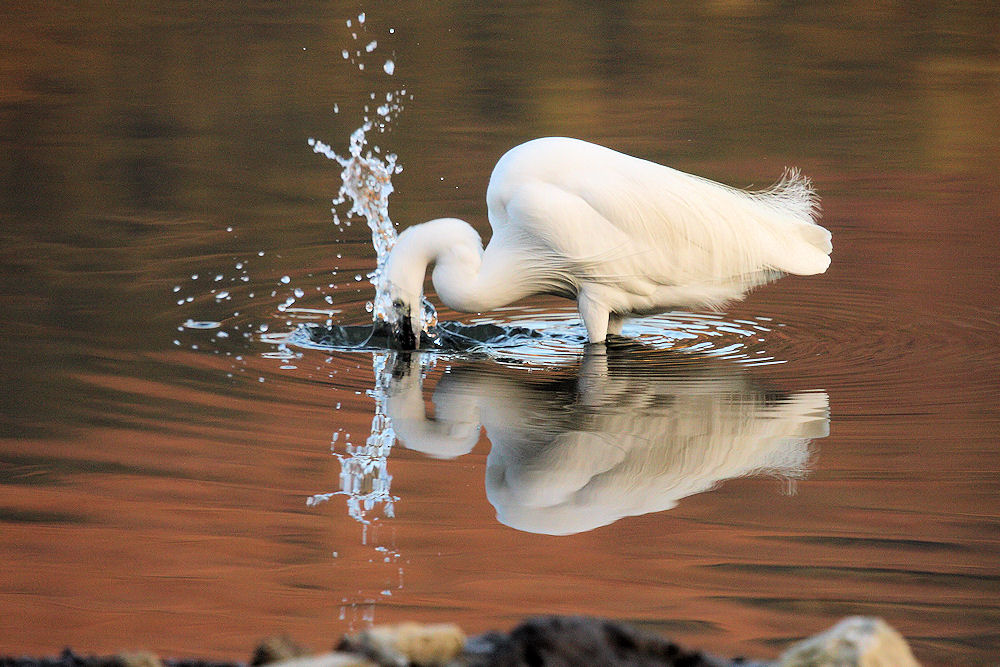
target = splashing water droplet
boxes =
[310,70,437,336]
[184,320,221,329]
[280,275,291,284]
[365,40,377,53]
[383,60,395,75]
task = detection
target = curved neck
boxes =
[432,248,511,313]
[385,218,525,315]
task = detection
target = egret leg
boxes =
[577,290,609,343]
[608,314,625,336]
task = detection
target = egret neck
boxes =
[383,217,525,346]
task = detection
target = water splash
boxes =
[307,351,398,523]
[306,13,435,339]
[308,125,436,335]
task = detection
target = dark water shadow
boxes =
[295,320,557,353]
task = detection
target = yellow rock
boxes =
[779,616,919,667]
[357,622,465,666]
[116,651,163,667]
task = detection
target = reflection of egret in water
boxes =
[387,345,829,536]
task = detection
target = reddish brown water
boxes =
[2,3,999,665]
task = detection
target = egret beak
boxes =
[390,298,419,350]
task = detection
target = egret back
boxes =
[486,138,831,305]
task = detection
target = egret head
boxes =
[387,295,420,349]
[382,269,423,350]
[382,218,485,350]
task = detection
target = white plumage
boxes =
[384,137,831,344]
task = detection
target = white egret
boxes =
[384,137,831,346]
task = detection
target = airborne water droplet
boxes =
[309,82,438,334]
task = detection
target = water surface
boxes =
[1,3,999,665]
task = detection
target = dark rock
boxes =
[1,649,121,667]
[0,649,242,667]
[462,616,746,667]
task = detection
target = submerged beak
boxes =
[390,298,420,350]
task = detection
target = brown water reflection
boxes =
[1,2,999,665]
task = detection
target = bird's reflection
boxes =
[387,343,829,536]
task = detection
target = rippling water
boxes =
[1,3,999,665]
